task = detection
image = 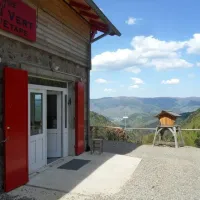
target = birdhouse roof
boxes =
[155,110,181,118]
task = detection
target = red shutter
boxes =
[4,67,28,192]
[75,82,85,155]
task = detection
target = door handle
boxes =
[0,137,9,144]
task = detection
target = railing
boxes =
[125,127,200,131]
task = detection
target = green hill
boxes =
[181,109,200,128]
[120,112,157,128]
[90,111,116,127]
[180,109,200,147]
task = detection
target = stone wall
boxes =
[0,36,90,190]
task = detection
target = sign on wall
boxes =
[0,0,36,42]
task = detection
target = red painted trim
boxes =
[90,29,97,40]
[92,25,108,33]
[70,1,91,10]
[80,11,99,19]
[75,82,85,155]
[90,20,108,28]
[4,66,28,192]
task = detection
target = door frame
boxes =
[28,84,68,172]
[28,88,47,174]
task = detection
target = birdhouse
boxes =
[155,110,181,126]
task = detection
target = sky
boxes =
[91,0,200,99]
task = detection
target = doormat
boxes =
[58,159,91,170]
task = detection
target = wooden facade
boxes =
[159,114,176,126]
[0,0,91,67]
[155,111,181,126]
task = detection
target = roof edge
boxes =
[84,0,121,36]
[155,110,181,118]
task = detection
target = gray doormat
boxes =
[58,159,90,170]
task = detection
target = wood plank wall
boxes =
[0,0,91,67]
[159,115,176,126]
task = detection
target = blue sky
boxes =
[91,0,200,99]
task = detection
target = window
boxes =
[47,95,57,129]
[30,93,43,136]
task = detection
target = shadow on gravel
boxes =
[0,193,36,200]
[103,140,140,155]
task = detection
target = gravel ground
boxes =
[1,143,200,200]
[102,144,200,200]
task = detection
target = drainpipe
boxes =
[85,62,91,152]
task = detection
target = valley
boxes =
[90,97,200,148]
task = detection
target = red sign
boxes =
[0,0,36,42]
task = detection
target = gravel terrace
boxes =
[1,141,200,200]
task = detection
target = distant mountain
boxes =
[90,111,116,127]
[90,97,200,119]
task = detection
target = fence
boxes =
[90,126,200,147]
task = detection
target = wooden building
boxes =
[153,110,184,148]
[0,0,120,192]
[155,110,181,126]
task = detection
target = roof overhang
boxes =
[155,110,181,118]
[63,0,121,40]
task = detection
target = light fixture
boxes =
[68,98,72,105]
[51,62,60,71]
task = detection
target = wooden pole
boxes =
[152,127,158,147]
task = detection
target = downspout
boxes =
[85,44,91,151]
[85,26,112,152]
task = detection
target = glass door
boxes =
[47,91,62,158]
[28,89,46,173]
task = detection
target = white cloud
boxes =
[129,85,139,89]
[95,78,108,84]
[188,73,195,78]
[197,62,200,67]
[125,17,137,25]
[104,88,116,93]
[187,34,200,54]
[120,84,125,88]
[92,35,193,71]
[131,35,186,53]
[125,67,141,74]
[151,58,193,70]
[131,77,144,84]
[161,79,180,85]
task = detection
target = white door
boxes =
[62,92,69,157]
[47,91,62,158]
[28,89,46,173]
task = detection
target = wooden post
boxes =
[152,127,158,147]
[179,126,185,146]
[158,133,161,143]
[173,127,178,148]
